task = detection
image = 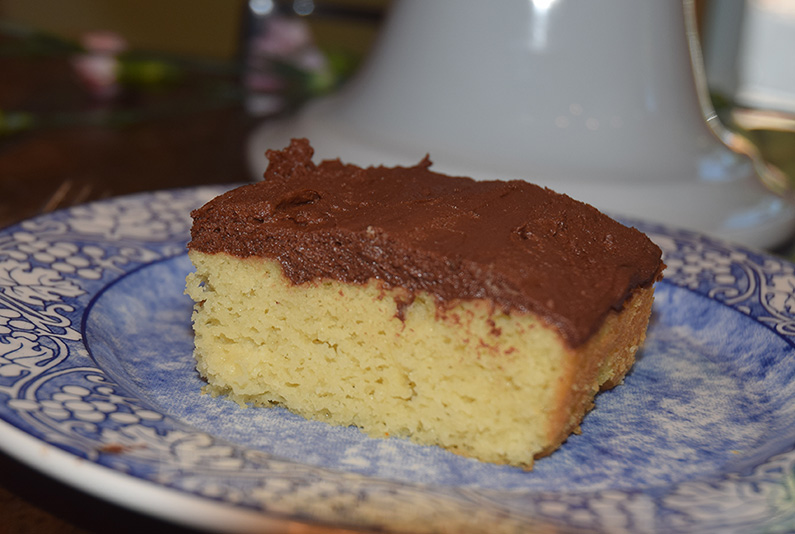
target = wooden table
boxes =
[1,45,256,534]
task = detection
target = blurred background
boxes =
[1,0,794,227]
[0,0,794,530]
[1,0,386,61]
[0,0,390,231]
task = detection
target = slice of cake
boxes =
[186,138,664,469]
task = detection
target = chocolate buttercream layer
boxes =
[189,138,663,347]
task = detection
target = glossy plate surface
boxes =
[1,187,794,533]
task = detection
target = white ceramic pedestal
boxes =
[248,0,795,249]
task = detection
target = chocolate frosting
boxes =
[189,138,663,347]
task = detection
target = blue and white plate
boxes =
[1,187,794,533]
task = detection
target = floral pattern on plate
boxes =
[1,187,794,534]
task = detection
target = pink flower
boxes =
[71,31,128,100]
[252,15,313,57]
[81,31,127,55]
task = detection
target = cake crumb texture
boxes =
[186,250,657,469]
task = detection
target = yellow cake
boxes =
[186,138,664,469]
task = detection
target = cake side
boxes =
[186,250,656,468]
[540,284,656,458]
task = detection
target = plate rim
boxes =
[1,186,795,533]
